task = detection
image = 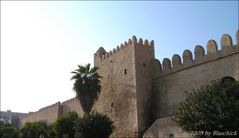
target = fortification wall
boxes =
[61,97,84,116]
[93,36,155,137]
[21,30,239,138]
[152,30,239,119]
[134,37,155,136]
[93,37,139,137]
[21,102,61,125]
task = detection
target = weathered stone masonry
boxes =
[21,29,239,137]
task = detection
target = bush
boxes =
[20,122,48,138]
[0,126,19,138]
[175,79,239,137]
[74,112,114,138]
[53,111,79,138]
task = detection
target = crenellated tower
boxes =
[93,36,154,137]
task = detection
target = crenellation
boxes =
[150,40,154,47]
[207,40,218,54]
[132,35,137,44]
[221,34,233,49]
[155,30,238,78]
[39,102,57,111]
[144,39,149,46]
[194,45,205,60]
[128,39,132,45]
[94,36,153,63]
[152,59,162,73]
[21,102,61,125]
[113,48,116,53]
[120,44,124,49]
[62,97,76,104]
[172,54,182,68]
[124,41,128,47]
[182,50,193,63]
[116,46,120,51]
[139,38,143,45]
[162,58,171,71]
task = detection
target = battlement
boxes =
[62,97,77,105]
[153,29,239,78]
[94,35,154,62]
[38,102,61,112]
[24,102,60,117]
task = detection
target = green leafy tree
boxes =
[0,121,4,127]
[53,111,79,138]
[36,121,54,137]
[175,78,239,137]
[74,112,115,138]
[0,124,19,138]
[20,122,47,138]
[71,63,102,113]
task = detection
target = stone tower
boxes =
[93,36,155,137]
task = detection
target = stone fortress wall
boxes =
[21,29,239,137]
[93,37,155,137]
[152,32,239,120]
[21,102,61,125]
[21,98,84,125]
[61,97,84,117]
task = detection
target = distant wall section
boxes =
[21,98,85,126]
[21,102,61,125]
[61,97,84,116]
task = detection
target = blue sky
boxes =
[1,1,238,112]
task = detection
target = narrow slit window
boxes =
[147,98,150,103]
[111,102,114,107]
[124,69,127,75]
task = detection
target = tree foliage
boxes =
[74,112,115,138]
[20,122,48,138]
[0,124,19,138]
[175,79,239,137]
[71,63,102,113]
[53,111,79,138]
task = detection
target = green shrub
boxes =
[53,111,79,138]
[20,122,47,138]
[0,126,19,138]
[175,79,239,137]
[74,112,114,138]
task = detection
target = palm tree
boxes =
[71,63,102,113]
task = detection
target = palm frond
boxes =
[71,63,102,113]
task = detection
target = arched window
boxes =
[221,76,238,99]
[221,76,236,84]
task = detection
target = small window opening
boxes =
[147,98,150,103]
[143,63,146,67]
[168,129,174,138]
[108,75,110,79]
[168,133,174,138]
[124,69,127,75]
[111,102,114,107]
